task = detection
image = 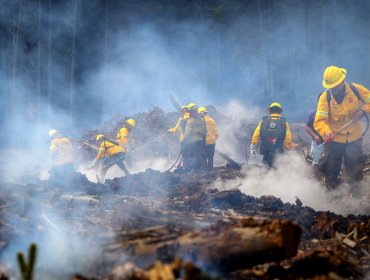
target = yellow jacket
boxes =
[251,113,293,149]
[116,126,130,152]
[50,137,74,165]
[96,141,125,161]
[314,83,370,143]
[204,115,219,145]
[168,113,190,142]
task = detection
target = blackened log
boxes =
[178,218,301,272]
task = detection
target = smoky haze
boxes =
[0,0,370,278]
[1,0,370,148]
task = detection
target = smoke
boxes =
[0,0,370,277]
[213,151,370,216]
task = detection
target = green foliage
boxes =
[16,243,37,280]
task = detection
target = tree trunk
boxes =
[257,0,269,98]
[47,0,52,120]
[37,0,42,122]
[11,0,23,119]
[69,0,79,126]
[102,0,109,117]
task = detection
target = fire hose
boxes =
[124,133,168,157]
[165,151,182,172]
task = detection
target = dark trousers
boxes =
[322,138,364,188]
[202,143,215,169]
[262,151,279,167]
[101,153,129,181]
[183,141,204,172]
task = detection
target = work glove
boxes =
[249,144,257,157]
[324,131,334,143]
[352,110,366,122]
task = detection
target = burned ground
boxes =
[0,107,369,279]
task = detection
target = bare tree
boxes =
[11,0,23,122]
[69,0,79,126]
[36,0,42,122]
[102,0,109,117]
[47,0,52,120]
[257,0,269,97]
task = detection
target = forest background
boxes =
[1,0,370,147]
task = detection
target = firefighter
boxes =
[167,106,190,170]
[182,103,207,172]
[89,134,129,182]
[48,129,75,187]
[198,106,219,169]
[314,66,370,189]
[116,118,135,153]
[249,102,294,167]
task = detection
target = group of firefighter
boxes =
[48,103,219,182]
[49,65,370,191]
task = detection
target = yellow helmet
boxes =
[187,102,198,111]
[48,129,58,138]
[96,134,105,141]
[126,119,136,127]
[322,66,347,89]
[180,105,187,111]
[268,102,283,111]
[198,107,207,114]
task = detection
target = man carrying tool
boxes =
[198,106,219,169]
[116,118,135,153]
[167,106,190,171]
[314,66,370,189]
[249,102,294,167]
[48,129,74,179]
[89,134,129,182]
[182,103,207,172]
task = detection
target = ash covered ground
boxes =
[0,105,369,280]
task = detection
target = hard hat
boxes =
[198,107,207,114]
[180,105,187,111]
[126,119,136,127]
[322,66,347,89]
[48,129,58,137]
[96,134,105,141]
[187,102,198,111]
[268,102,283,111]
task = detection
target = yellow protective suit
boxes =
[168,112,190,142]
[204,115,219,145]
[116,126,130,152]
[251,113,293,149]
[49,137,74,165]
[95,141,125,161]
[314,83,370,143]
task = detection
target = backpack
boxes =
[320,83,364,113]
[259,116,286,155]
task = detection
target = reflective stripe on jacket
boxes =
[96,141,125,160]
[314,82,370,143]
[50,137,74,165]
[251,113,293,149]
[204,115,219,145]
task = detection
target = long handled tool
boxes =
[319,119,354,148]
